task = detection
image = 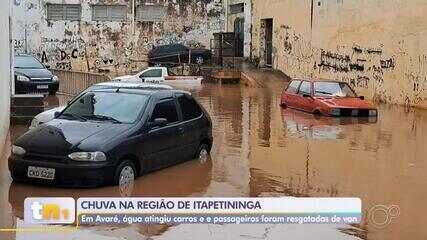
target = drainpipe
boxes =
[310,0,314,38]
[132,0,135,34]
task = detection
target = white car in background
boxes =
[29,82,173,129]
[113,67,203,86]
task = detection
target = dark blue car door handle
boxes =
[178,127,185,135]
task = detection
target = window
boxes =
[177,94,202,121]
[298,81,311,95]
[47,4,81,21]
[286,80,301,94]
[314,82,357,97]
[141,69,162,78]
[136,5,167,22]
[150,100,179,123]
[92,5,127,21]
[229,3,244,14]
[14,56,45,69]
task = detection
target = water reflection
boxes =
[281,108,377,140]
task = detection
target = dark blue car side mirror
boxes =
[151,118,168,128]
[54,111,61,118]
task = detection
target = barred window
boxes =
[47,4,81,21]
[92,5,127,21]
[229,3,244,14]
[136,5,167,22]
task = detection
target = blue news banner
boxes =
[76,198,362,225]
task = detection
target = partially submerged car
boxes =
[29,82,173,129]
[113,67,203,86]
[280,79,378,117]
[10,86,213,187]
[148,43,211,66]
[14,54,59,95]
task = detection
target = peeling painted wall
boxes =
[251,0,427,105]
[13,0,224,75]
[224,0,251,58]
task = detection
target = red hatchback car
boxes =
[280,79,378,117]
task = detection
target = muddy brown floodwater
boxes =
[1,72,427,240]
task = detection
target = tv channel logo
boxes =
[24,198,75,224]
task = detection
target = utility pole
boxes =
[132,0,135,34]
[225,0,228,32]
[24,0,28,53]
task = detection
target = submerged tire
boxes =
[196,56,204,65]
[196,143,210,163]
[114,160,137,186]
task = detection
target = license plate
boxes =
[27,166,55,180]
[37,85,48,89]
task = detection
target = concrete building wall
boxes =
[0,0,11,149]
[12,0,224,75]
[251,0,427,105]
[0,0,12,235]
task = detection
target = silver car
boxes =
[30,82,174,129]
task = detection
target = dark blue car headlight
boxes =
[68,152,106,162]
[12,145,26,156]
[16,75,30,82]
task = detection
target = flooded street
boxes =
[1,72,427,239]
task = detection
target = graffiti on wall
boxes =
[37,36,87,71]
[270,24,421,101]
[318,50,350,72]
[313,44,399,91]
[12,0,224,75]
[13,39,25,52]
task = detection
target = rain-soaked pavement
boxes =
[1,71,427,239]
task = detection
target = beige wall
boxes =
[0,0,11,149]
[251,0,427,105]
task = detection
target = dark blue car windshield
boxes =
[61,92,149,124]
[14,56,45,69]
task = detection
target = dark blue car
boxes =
[14,54,59,95]
[9,87,213,187]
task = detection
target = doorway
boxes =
[264,18,273,67]
[234,18,244,57]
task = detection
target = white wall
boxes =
[0,0,11,151]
